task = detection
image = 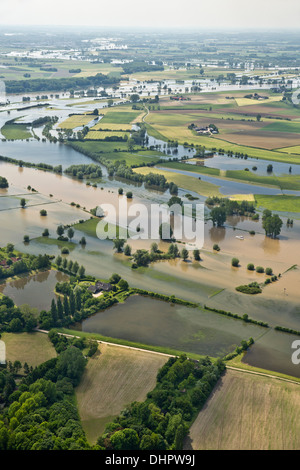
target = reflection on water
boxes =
[209,226,226,243]
[0,270,69,311]
[79,294,266,358]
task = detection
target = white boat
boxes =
[235,235,244,240]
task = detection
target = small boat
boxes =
[235,235,244,240]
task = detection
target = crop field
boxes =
[235,96,282,107]
[185,368,300,450]
[145,95,300,162]
[85,130,129,140]
[255,194,300,213]
[2,332,56,369]
[58,114,95,129]
[133,166,220,197]
[75,343,168,444]
[100,108,142,124]
[1,123,32,140]
[91,122,132,131]
[278,145,300,155]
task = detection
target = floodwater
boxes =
[158,166,291,196]
[0,140,96,169]
[0,269,69,311]
[242,328,300,378]
[79,294,266,358]
[188,153,300,176]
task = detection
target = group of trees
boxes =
[64,163,102,180]
[0,245,51,280]
[97,355,225,450]
[207,197,256,227]
[262,210,283,238]
[4,74,119,94]
[0,176,8,188]
[0,346,90,450]
[0,296,37,333]
[116,240,200,268]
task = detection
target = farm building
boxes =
[88,281,113,295]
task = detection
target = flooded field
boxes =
[0,269,69,311]
[79,294,266,357]
[242,328,300,378]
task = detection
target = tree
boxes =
[231,258,239,267]
[40,209,47,216]
[118,188,123,195]
[109,273,121,284]
[72,261,79,275]
[118,279,129,290]
[56,255,62,267]
[267,164,273,173]
[79,237,86,246]
[211,206,226,227]
[63,295,70,317]
[42,228,49,237]
[51,299,58,324]
[133,250,151,267]
[151,242,158,253]
[256,114,261,121]
[69,290,76,316]
[20,198,26,208]
[110,428,139,450]
[193,249,200,261]
[23,235,29,243]
[67,228,74,241]
[56,347,86,386]
[57,225,64,237]
[113,239,125,253]
[57,297,64,320]
[262,213,283,238]
[159,223,173,241]
[124,244,132,256]
[181,248,189,261]
[78,266,85,278]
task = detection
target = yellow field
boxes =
[2,332,56,369]
[91,122,132,131]
[133,167,220,197]
[229,194,255,202]
[185,369,300,450]
[85,131,129,140]
[278,145,300,154]
[235,96,282,107]
[76,343,168,444]
[58,114,94,129]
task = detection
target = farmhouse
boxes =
[88,281,113,295]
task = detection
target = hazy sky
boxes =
[1,0,300,29]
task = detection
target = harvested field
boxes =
[76,343,168,444]
[214,130,300,150]
[185,368,300,450]
[2,332,56,369]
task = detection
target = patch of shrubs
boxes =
[236,282,262,294]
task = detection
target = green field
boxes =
[255,194,300,213]
[158,161,221,176]
[100,110,141,125]
[133,166,220,197]
[1,123,32,140]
